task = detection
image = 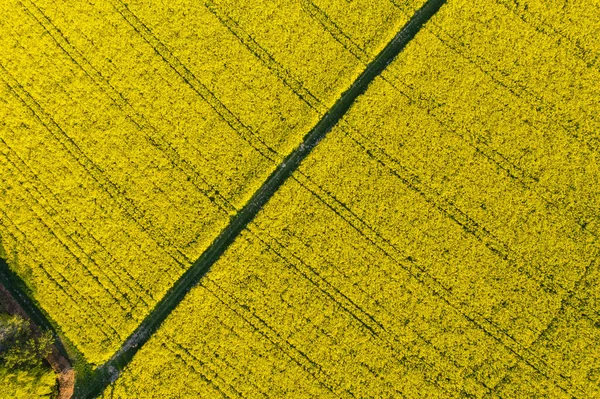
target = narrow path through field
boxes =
[65,0,447,396]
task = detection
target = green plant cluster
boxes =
[0,314,57,398]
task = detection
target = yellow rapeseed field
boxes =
[1,0,599,397]
[0,0,424,366]
[101,0,600,398]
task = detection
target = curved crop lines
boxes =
[18,0,217,262]
[0,65,191,268]
[62,8,481,391]
[184,4,592,396]
[205,0,326,115]
[494,0,600,71]
[2,0,597,398]
[0,188,122,337]
[113,1,590,396]
[0,211,120,344]
[243,225,486,395]
[19,0,237,202]
[18,0,244,233]
[0,137,154,314]
[21,0,312,247]
[87,3,452,398]
[0,147,134,316]
[109,0,283,165]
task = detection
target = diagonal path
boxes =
[63,0,447,396]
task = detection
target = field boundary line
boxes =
[0,209,121,342]
[74,1,447,397]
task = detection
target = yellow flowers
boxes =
[1,0,598,396]
[0,0,423,366]
[103,0,598,397]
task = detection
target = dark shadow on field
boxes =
[0,233,75,398]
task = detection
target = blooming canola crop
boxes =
[103,1,600,397]
[0,0,423,364]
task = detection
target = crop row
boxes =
[0,0,425,365]
[103,0,600,396]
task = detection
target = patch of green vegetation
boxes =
[0,313,57,398]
